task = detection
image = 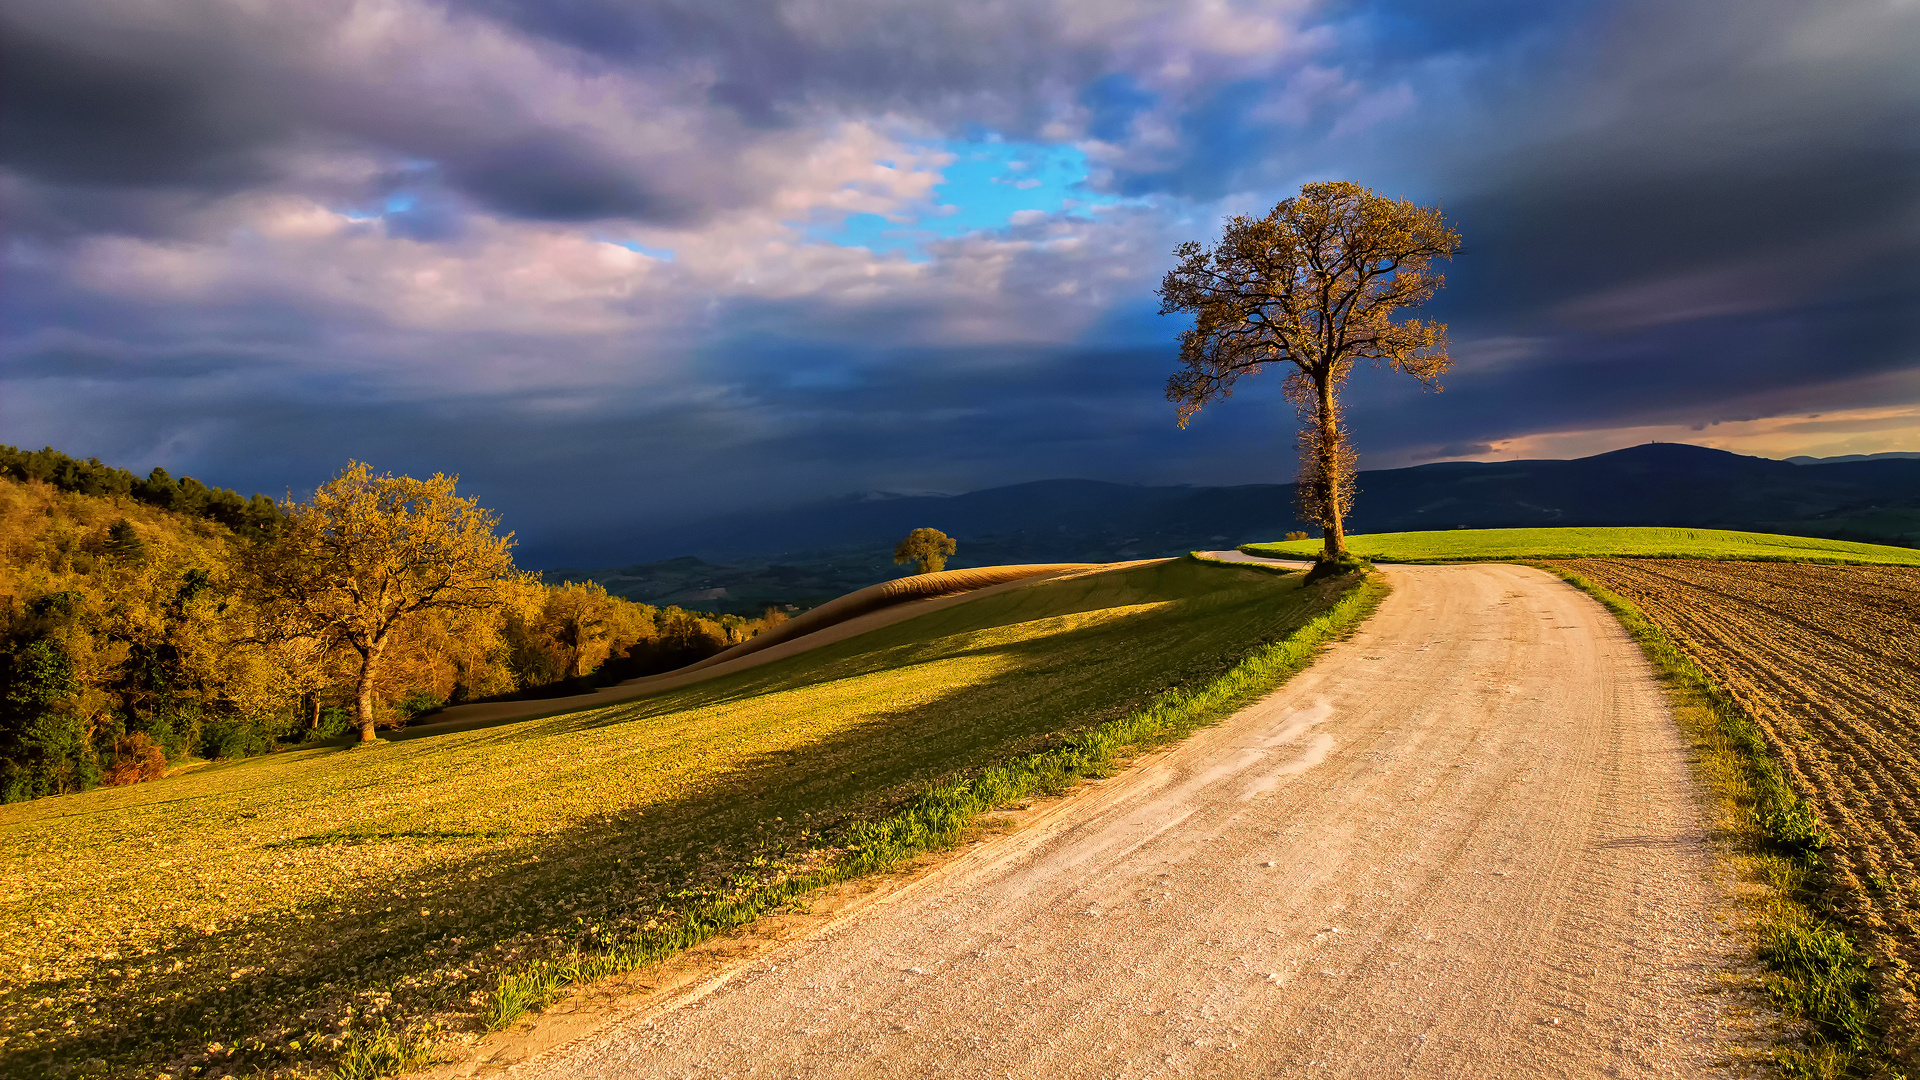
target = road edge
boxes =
[1537,563,1886,1077]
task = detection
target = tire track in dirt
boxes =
[1555,558,1920,1063]
[509,564,1762,1079]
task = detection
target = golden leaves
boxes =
[1158,180,1461,421]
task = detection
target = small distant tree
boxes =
[1160,181,1460,562]
[893,527,956,575]
[246,462,523,743]
[104,519,147,565]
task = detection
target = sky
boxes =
[3,0,1917,565]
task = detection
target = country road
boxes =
[512,561,1759,1078]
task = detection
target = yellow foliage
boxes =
[0,477,275,746]
[1,466,798,794]
[244,462,527,740]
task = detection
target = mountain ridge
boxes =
[548,443,1920,612]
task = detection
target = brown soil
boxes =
[468,564,1767,1078]
[1555,557,1920,1059]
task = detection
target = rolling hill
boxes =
[550,444,1920,611]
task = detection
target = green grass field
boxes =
[1,558,1365,1080]
[1242,526,1920,565]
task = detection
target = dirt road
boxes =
[515,562,1756,1078]
[1559,557,1920,1053]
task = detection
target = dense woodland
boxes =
[0,447,784,802]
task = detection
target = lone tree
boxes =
[893,527,956,575]
[247,462,522,743]
[1160,181,1460,561]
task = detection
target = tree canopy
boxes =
[0,444,282,540]
[894,527,957,575]
[1160,181,1460,560]
[245,463,524,742]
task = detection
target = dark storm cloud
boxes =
[433,131,700,224]
[0,6,286,190]
[1300,0,1920,459]
[0,322,1273,566]
[0,0,787,230]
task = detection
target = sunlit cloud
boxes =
[1440,405,1920,464]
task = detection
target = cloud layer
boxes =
[3,0,1915,563]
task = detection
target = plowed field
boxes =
[1553,558,1920,1055]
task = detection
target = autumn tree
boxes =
[540,582,618,681]
[246,462,523,743]
[1160,181,1460,561]
[893,527,956,575]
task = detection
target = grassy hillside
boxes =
[0,558,1368,1080]
[1243,526,1920,565]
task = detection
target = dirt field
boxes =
[1555,558,1920,1057]
[486,563,1765,1079]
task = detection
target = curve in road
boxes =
[512,562,1759,1078]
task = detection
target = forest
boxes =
[0,447,784,802]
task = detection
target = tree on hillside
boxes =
[246,462,524,743]
[541,582,617,681]
[105,519,147,565]
[894,527,956,575]
[1159,181,1460,562]
[0,635,90,801]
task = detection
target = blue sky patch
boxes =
[810,137,1120,258]
[605,239,676,261]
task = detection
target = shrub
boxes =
[1305,552,1371,582]
[308,706,353,741]
[393,689,447,721]
[0,637,98,801]
[197,714,277,760]
[101,733,168,786]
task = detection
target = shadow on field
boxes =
[9,562,1331,1079]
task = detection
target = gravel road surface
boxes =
[517,562,1754,1078]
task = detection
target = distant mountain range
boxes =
[549,443,1920,613]
[1787,452,1920,465]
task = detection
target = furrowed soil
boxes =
[1554,557,1920,1063]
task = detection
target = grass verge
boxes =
[476,570,1390,1041]
[1542,565,1885,1078]
[1243,526,1920,566]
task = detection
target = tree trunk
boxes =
[306,693,322,730]
[352,636,388,743]
[1318,380,1348,561]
